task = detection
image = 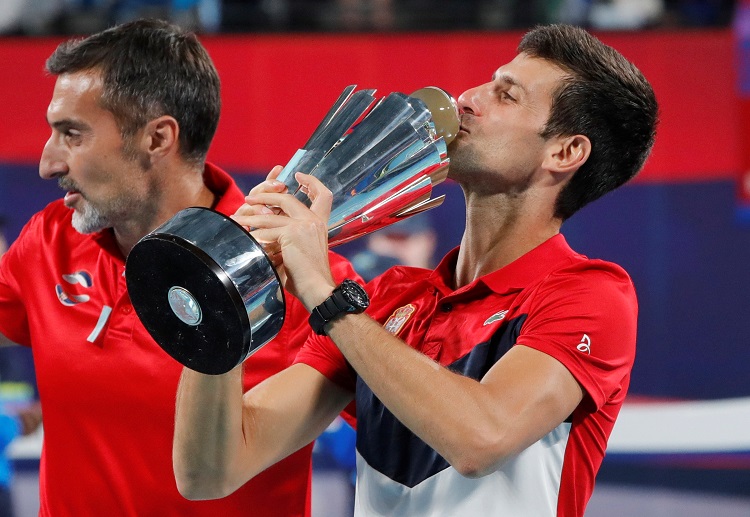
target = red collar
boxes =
[203,162,245,216]
[429,233,581,296]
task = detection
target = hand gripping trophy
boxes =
[126,86,459,375]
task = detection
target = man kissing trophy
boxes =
[126,85,459,375]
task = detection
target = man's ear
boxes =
[542,134,591,175]
[142,115,180,159]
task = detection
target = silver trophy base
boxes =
[126,208,285,375]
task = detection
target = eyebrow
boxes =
[492,72,528,94]
[48,118,88,132]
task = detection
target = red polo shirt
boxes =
[0,163,359,516]
[295,233,637,517]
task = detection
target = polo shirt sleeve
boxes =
[293,332,356,393]
[514,260,637,411]
[261,250,363,374]
[291,251,363,393]
[0,213,42,346]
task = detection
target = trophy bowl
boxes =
[126,85,458,375]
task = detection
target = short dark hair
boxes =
[519,24,658,220]
[46,18,221,165]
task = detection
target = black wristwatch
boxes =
[309,279,370,336]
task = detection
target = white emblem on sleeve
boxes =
[577,334,591,354]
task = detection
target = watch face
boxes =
[341,280,370,309]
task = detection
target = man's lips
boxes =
[456,111,474,133]
[63,190,82,207]
[58,179,82,204]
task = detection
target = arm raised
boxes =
[325,313,582,477]
[173,361,352,500]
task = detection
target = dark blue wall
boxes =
[564,180,750,400]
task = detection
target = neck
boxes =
[115,163,215,256]
[453,189,561,289]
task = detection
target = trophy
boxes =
[126,85,459,375]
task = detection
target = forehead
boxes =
[47,71,107,120]
[492,53,569,98]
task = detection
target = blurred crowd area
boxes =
[0,0,738,36]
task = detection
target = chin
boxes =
[71,208,110,235]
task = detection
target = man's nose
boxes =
[39,136,68,180]
[456,85,482,117]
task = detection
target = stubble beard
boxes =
[58,177,112,235]
[446,137,499,191]
[446,135,476,182]
[447,136,533,199]
[71,201,111,235]
[64,163,153,236]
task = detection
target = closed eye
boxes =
[63,128,83,145]
[50,119,87,144]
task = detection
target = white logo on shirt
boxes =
[483,310,508,326]
[55,271,93,306]
[577,334,591,354]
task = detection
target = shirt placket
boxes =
[101,263,136,343]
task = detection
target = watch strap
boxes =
[315,290,349,321]
[309,279,368,336]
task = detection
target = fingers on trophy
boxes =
[125,85,459,375]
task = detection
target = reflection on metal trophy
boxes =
[126,85,459,374]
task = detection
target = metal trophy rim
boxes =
[127,207,286,375]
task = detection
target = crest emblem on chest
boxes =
[55,271,93,306]
[383,304,416,335]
